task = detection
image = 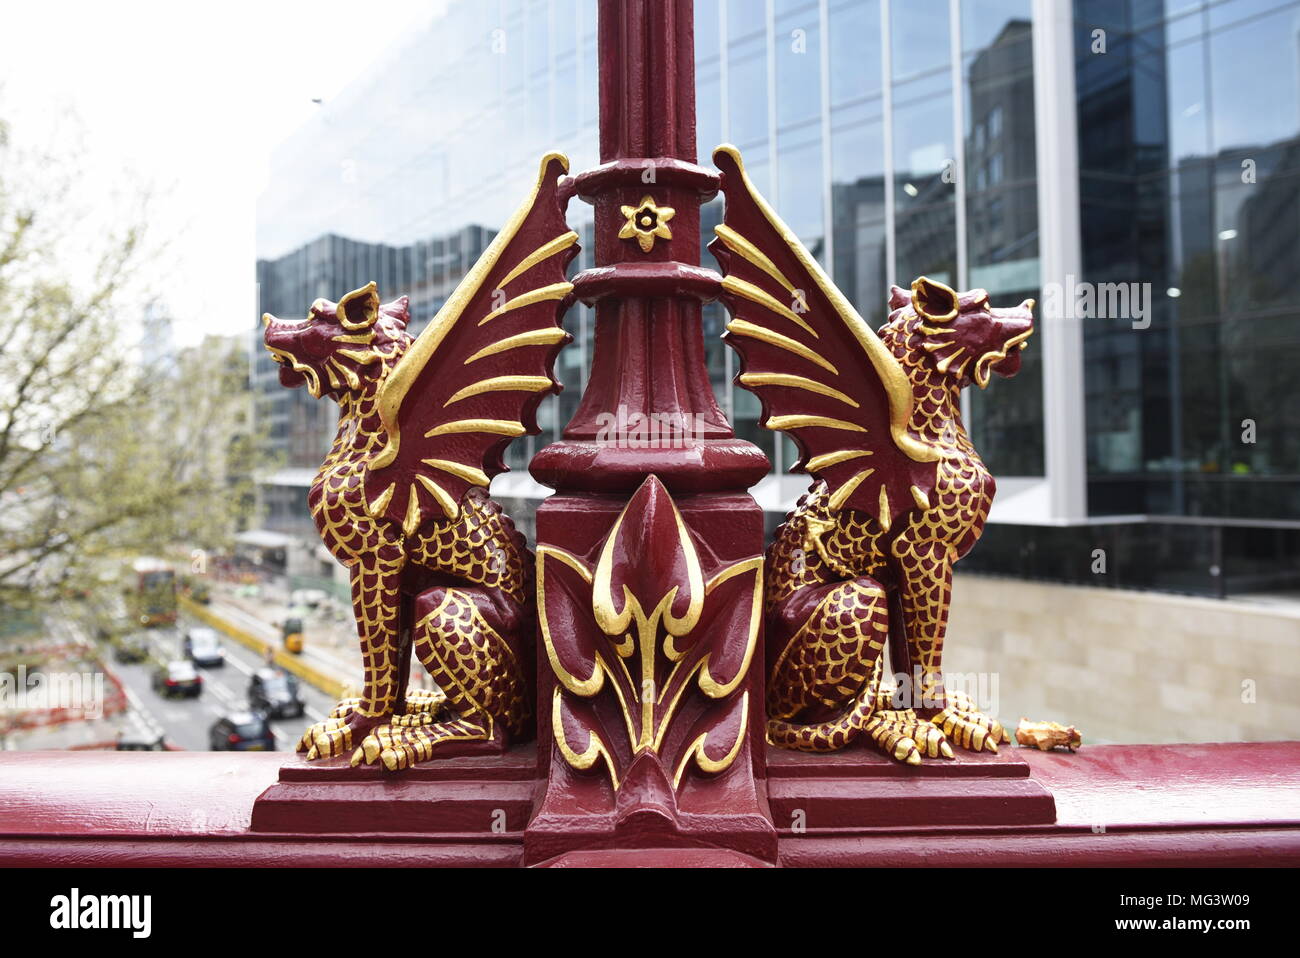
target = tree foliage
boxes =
[0,116,257,612]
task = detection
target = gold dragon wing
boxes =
[709,145,940,528]
[363,153,578,534]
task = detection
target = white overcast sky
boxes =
[0,0,447,347]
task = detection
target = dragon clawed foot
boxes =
[863,708,954,764]
[350,712,494,772]
[298,687,452,762]
[297,699,387,760]
[920,690,1010,755]
[401,686,448,717]
[862,689,1008,763]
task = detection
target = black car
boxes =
[183,627,225,668]
[113,631,152,664]
[209,711,276,751]
[152,660,202,698]
[248,668,305,719]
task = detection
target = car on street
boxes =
[113,631,153,664]
[115,731,168,751]
[183,627,225,668]
[291,588,330,609]
[181,575,211,604]
[247,668,305,719]
[209,711,276,751]
[152,660,202,698]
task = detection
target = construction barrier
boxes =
[178,596,347,700]
[0,645,129,735]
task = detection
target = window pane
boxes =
[964,5,1042,475]
[777,126,825,256]
[829,0,881,105]
[891,0,951,82]
[831,102,887,326]
[776,12,820,129]
[729,35,769,147]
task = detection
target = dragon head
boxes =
[886,276,1034,389]
[262,282,410,400]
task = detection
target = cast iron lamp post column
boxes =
[525,0,776,863]
[531,0,767,492]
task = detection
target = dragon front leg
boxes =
[297,543,407,760]
[351,584,529,771]
[891,540,1008,754]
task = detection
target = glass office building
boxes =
[254,0,1300,596]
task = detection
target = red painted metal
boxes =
[524,0,776,862]
[251,746,538,835]
[527,479,775,863]
[2,744,1297,866]
[4,2,1294,872]
[529,0,764,493]
[766,748,1058,828]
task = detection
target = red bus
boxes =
[129,558,177,627]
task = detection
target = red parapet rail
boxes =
[0,743,1296,867]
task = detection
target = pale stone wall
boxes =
[942,575,1300,745]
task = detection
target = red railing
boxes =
[0,742,1296,867]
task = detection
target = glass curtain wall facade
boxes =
[254,0,1300,596]
[1074,0,1300,523]
[694,0,1045,479]
[1060,0,1300,594]
[255,0,605,541]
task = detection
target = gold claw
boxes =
[939,740,955,759]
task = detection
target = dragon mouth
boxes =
[1005,327,1035,351]
[974,327,1035,387]
[265,344,322,398]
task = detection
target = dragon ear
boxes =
[383,294,410,330]
[888,285,911,311]
[911,276,959,324]
[338,281,380,330]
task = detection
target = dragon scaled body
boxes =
[712,145,1034,764]
[262,154,575,771]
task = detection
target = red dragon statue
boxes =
[261,153,576,771]
[711,145,1035,764]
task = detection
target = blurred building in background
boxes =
[254,0,1300,601]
